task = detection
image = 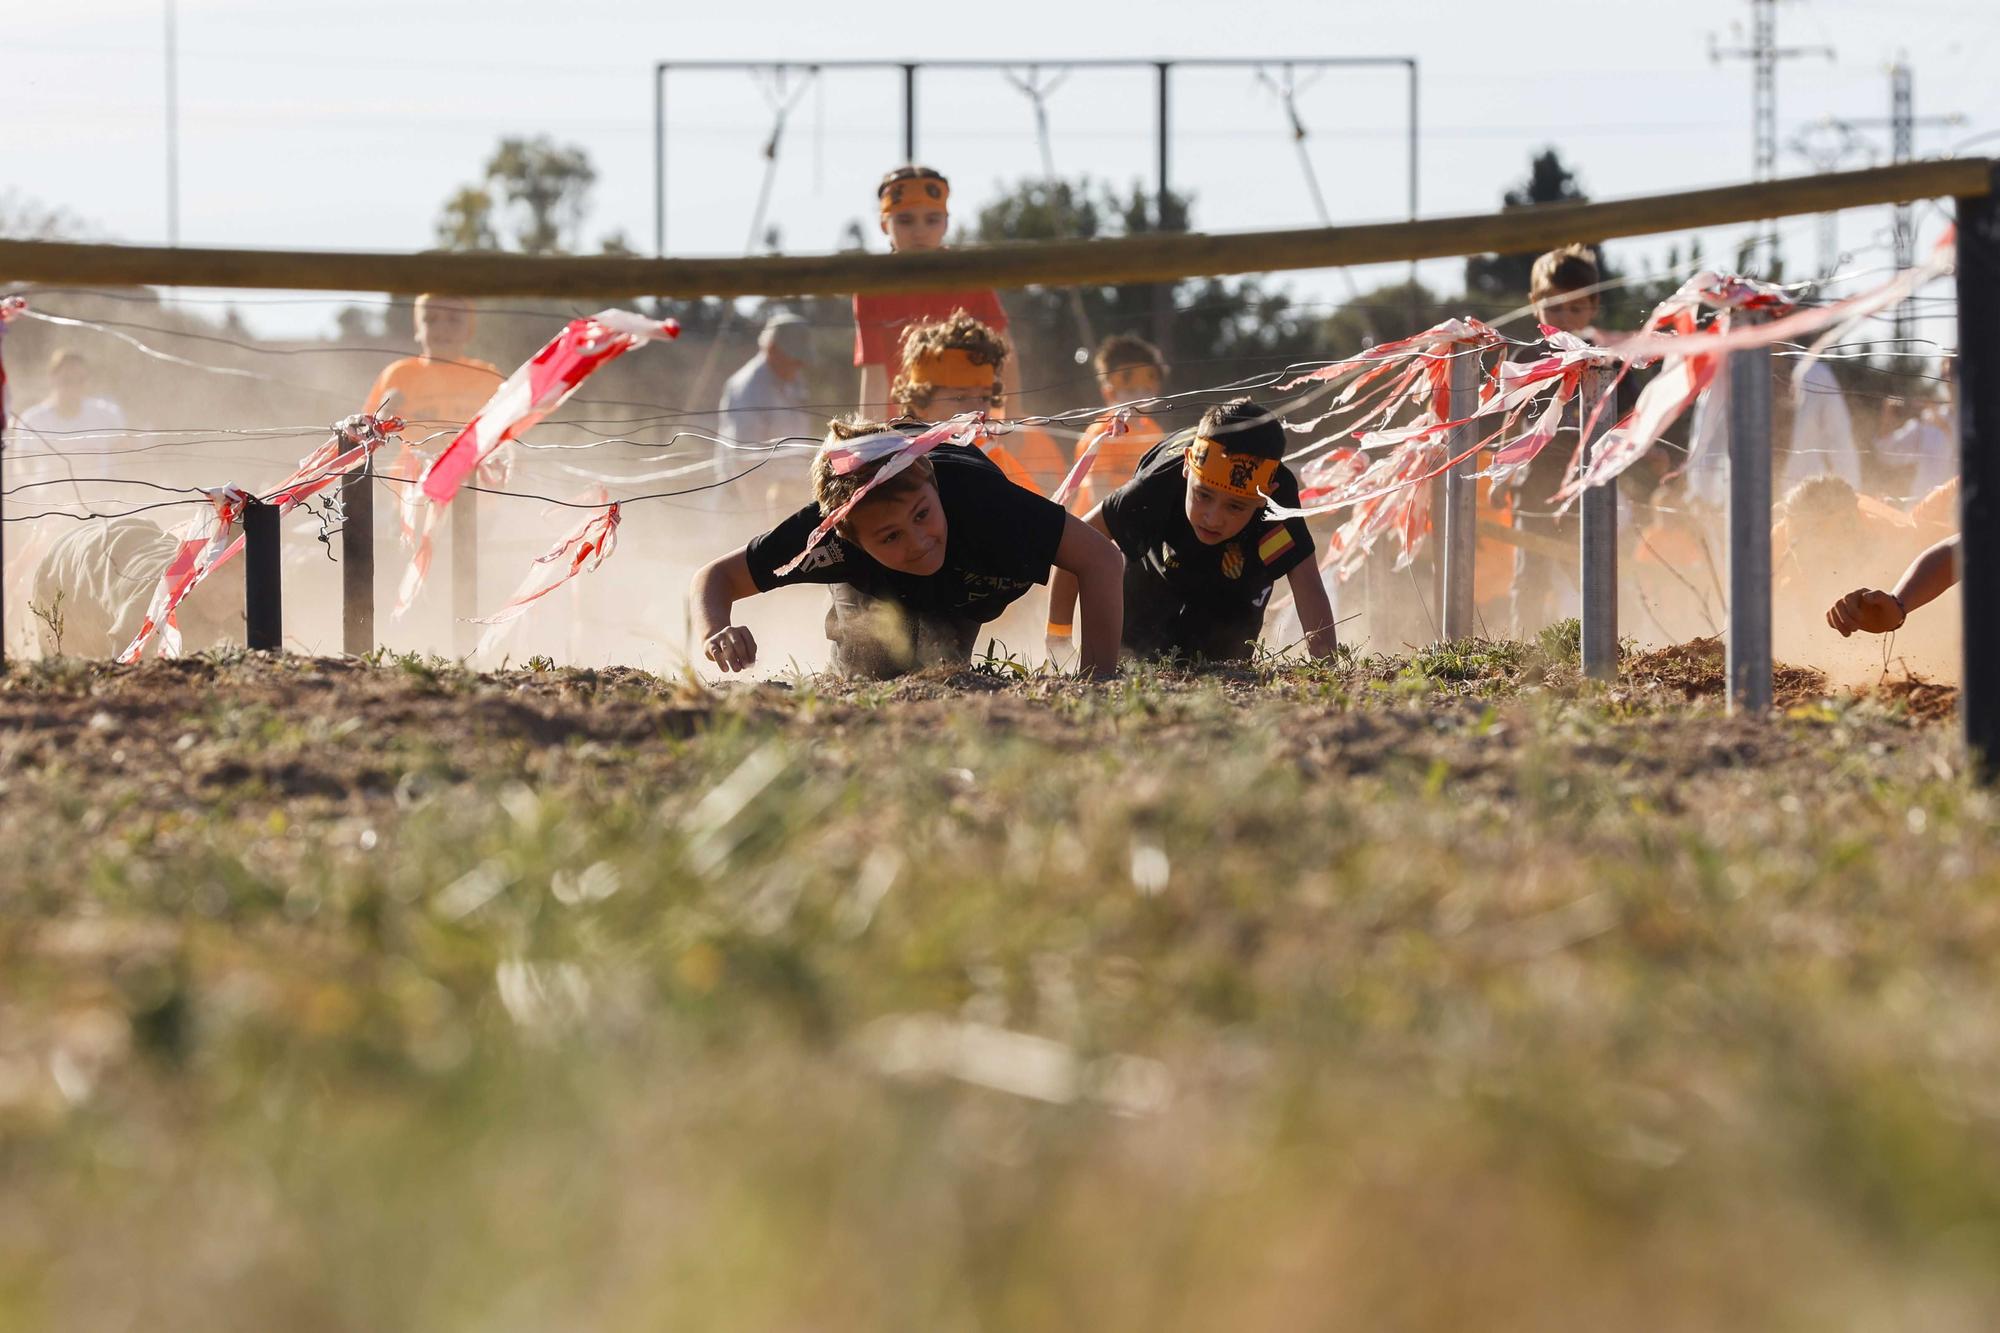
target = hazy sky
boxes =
[5,0,1995,335]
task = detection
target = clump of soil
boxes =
[1859,674,1958,723]
[1623,636,1830,710]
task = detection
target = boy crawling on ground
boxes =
[691,419,1124,679]
[1047,397,1338,664]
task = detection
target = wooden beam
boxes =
[2,159,1988,301]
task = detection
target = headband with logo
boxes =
[880,175,949,217]
[904,346,1000,394]
[1186,435,1279,501]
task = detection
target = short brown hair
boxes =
[877,164,949,198]
[892,311,1007,414]
[1093,334,1164,378]
[1529,244,1600,302]
[811,419,939,537]
[1196,396,1285,462]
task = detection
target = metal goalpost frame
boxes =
[649,55,1420,267]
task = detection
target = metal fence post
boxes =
[452,494,478,659]
[1579,367,1619,679]
[1958,164,2000,778]
[243,499,282,652]
[341,458,374,656]
[1440,341,1479,640]
[1727,332,1774,715]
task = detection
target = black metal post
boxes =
[452,494,478,659]
[243,499,282,652]
[1727,336,1774,715]
[1958,165,2000,777]
[902,64,917,162]
[1579,368,1619,679]
[1153,61,1174,364]
[341,463,373,656]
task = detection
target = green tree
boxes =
[971,177,1340,416]
[1316,278,1454,352]
[0,189,87,240]
[434,185,499,252]
[435,137,598,255]
[1463,148,1611,309]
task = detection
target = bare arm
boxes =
[1286,558,1339,659]
[1047,504,1111,634]
[858,364,890,417]
[1826,534,1961,637]
[690,547,765,671]
[1051,512,1123,679]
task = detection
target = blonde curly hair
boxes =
[892,311,1008,414]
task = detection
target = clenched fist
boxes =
[1826,589,1905,638]
[704,624,758,672]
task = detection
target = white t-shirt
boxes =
[1685,359,1861,508]
[6,397,131,511]
[1885,415,1955,503]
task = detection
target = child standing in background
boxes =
[893,313,1039,493]
[853,166,1021,417]
[1069,334,1169,515]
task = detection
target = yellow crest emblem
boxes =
[1220,543,1245,579]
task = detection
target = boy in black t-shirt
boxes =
[1048,397,1338,664]
[691,419,1124,679]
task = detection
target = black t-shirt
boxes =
[744,443,1069,624]
[1100,432,1316,609]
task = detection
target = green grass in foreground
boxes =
[1,643,1997,1330]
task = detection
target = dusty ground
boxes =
[1,640,1994,1331]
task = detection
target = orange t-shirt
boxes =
[1912,477,1959,539]
[1002,426,1069,495]
[363,356,504,441]
[1473,473,1514,608]
[1070,412,1166,514]
[364,354,506,482]
[974,434,1038,493]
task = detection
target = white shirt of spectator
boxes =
[715,352,818,479]
[7,396,130,507]
[1685,358,1861,507]
[1885,411,1955,503]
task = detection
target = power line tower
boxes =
[1788,119,1873,278]
[1844,58,1963,343]
[1711,0,1834,269]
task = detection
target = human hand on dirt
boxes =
[704,625,758,672]
[1826,588,1905,637]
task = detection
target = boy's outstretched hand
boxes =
[1826,589,1905,637]
[704,625,759,672]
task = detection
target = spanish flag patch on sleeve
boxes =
[1257,526,1295,565]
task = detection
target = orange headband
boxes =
[905,346,999,393]
[880,175,949,217]
[1186,436,1279,501]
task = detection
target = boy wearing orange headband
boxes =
[893,312,1056,493]
[1069,334,1169,514]
[855,166,1021,416]
[690,419,1124,679]
[1047,397,1337,664]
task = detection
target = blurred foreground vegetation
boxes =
[1,643,1996,1330]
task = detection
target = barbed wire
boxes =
[0,236,1968,535]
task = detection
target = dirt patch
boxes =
[1623,636,1830,710]
[1859,673,1959,723]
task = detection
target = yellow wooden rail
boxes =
[1,159,1988,301]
